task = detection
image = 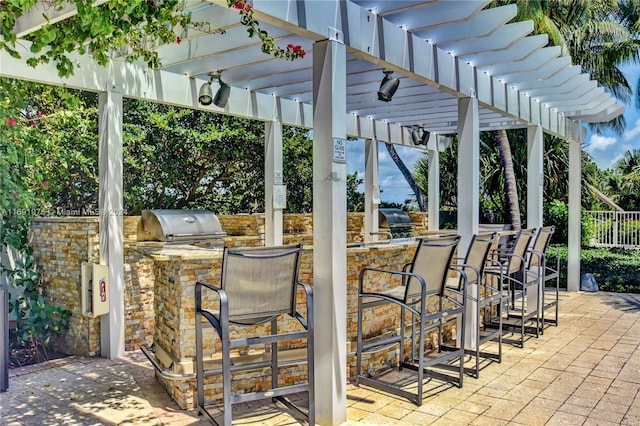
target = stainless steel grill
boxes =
[137,209,226,244]
[378,208,414,238]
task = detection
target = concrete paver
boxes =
[1,291,639,425]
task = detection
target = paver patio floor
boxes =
[1,291,639,425]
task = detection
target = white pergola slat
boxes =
[482,46,561,76]
[441,21,534,56]
[459,34,549,68]
[7,0,621,136]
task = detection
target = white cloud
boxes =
[585,133,617,153]
[607,152,624,169]
[623,118,640,141]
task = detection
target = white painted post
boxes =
[312,37,347,425]
[527,124,544,229]
[457,96,480,250]
[427,134,440,230]
[457,96,480,349]
[568,139,581,292]
[364,138,379,244]
[265,120,284,246]
[98,85,125,359]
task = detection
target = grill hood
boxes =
[378,208,413,228]
[137,209,226,243]
[378,208,414,238]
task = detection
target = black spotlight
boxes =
[411,127,430,146]
[213,78,230,108]
[377,70,399,102]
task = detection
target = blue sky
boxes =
[584,65,640,170]
[347,65,640,205]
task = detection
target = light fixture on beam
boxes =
[377,70,399,102]
[199,72,230,108]
[411,126,429,146]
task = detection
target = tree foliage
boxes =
[412,129,603,228]
[122,100,267,215]
[601,148,640,210]
[1,78,320,229]
[1,78,96,249]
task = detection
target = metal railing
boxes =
[585,211,640,248]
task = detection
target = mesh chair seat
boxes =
[195,244,314,426]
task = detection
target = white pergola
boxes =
[1,1,624,424]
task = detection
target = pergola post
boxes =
[527,124,544,229]
[264,120,284,246]
[427,133,440,230]
[568,139,582,292]
[457,96,480,250]
[364,138,380,243]
[98,85,125,359]
[312,37,347,425]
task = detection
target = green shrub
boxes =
[619,220,640,246]
[6,252,72,367]
[548,245,640,293]
[543,200,593,246]
[545,201,568,244]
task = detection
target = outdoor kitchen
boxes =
[28,209,443,409]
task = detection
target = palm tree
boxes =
[384,143,426,211]
[493,130,521,228]
[603,149,640,209]
[489,0,640,227]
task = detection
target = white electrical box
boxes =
[81,262,109,317]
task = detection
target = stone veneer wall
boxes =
[30,216,152,355]
[216,212,428,242]
[30,218,101,355]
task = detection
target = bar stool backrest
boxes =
[407,235,461,300]
[221,244,302,325]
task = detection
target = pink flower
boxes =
[287,44,306,58]
[41,180,49,190]
[4,117,16,126]
[232,1,251,12]
[31,122,37,128]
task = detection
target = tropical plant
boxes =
[504,0,640,133]
[5,253,72,367]
[486,0,640,227]
[346,171,365,212]
[601,149,640,210]
[0,78,322,217]
[283,126,314,213]
[413,141,458,211]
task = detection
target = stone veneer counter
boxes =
[140,240,436,408]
